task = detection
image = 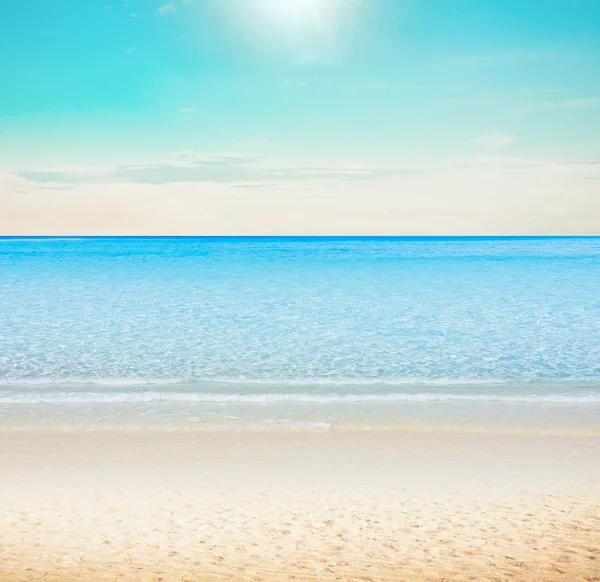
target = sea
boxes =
[1,236,599,434]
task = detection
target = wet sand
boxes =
[1,432,599,581]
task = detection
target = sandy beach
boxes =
[1,431,599,581]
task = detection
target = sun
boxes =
[215,0,360,55]
[259,0,327,26]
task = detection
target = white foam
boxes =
[0,378,186,387]
[4,377,599,388]
[1,391,599,404]
[203,377,508,386]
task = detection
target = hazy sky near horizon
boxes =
[1,0,600,234]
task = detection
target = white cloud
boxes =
[126,46,136,53]
[156,2,176,16]
[14,153,392,186]
[292,53,321,67]
[563,98,600,109]
[2,158,600,235]
[351,82,389,92]
[180,107,198,113]
[169,151,263,164]
[472,132,515,151]
[282,80,309,89]
[12,154,600,191]
[538,98,600,110]
[156,0,196,16]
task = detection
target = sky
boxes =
[1,0,599,235]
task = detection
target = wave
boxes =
[1,391,600,404]
[3,375,600,388]
[0,378,187,387]
[203,377,509,386]
[3,376,593,387]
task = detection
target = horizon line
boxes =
[1,235,600,240]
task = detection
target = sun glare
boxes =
[259,0,328,26]
[266,0,323,17]
[217,0,360,56]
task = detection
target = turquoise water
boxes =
[1,237,600,432]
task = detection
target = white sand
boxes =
[1,432,599,581]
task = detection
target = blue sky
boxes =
[1,0,599,234]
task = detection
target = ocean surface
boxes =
[1,236,600,433]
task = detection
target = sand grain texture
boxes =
[1,433,599,581]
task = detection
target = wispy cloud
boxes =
[442,49,579,67]
[170,151,263,164]
[563,98,600,109]
[14,153,390,186]
[156,0,194,16]
[156,1,176,16]
[180,107,198,113]
[4,158,600,235]
[14,152,600,193]
[291,53,322,67]
[472,132,516,151]
[350,82,389,92]
[537,98,600,109]
[282,80,309,89]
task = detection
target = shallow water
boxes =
[1,237,599,431]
